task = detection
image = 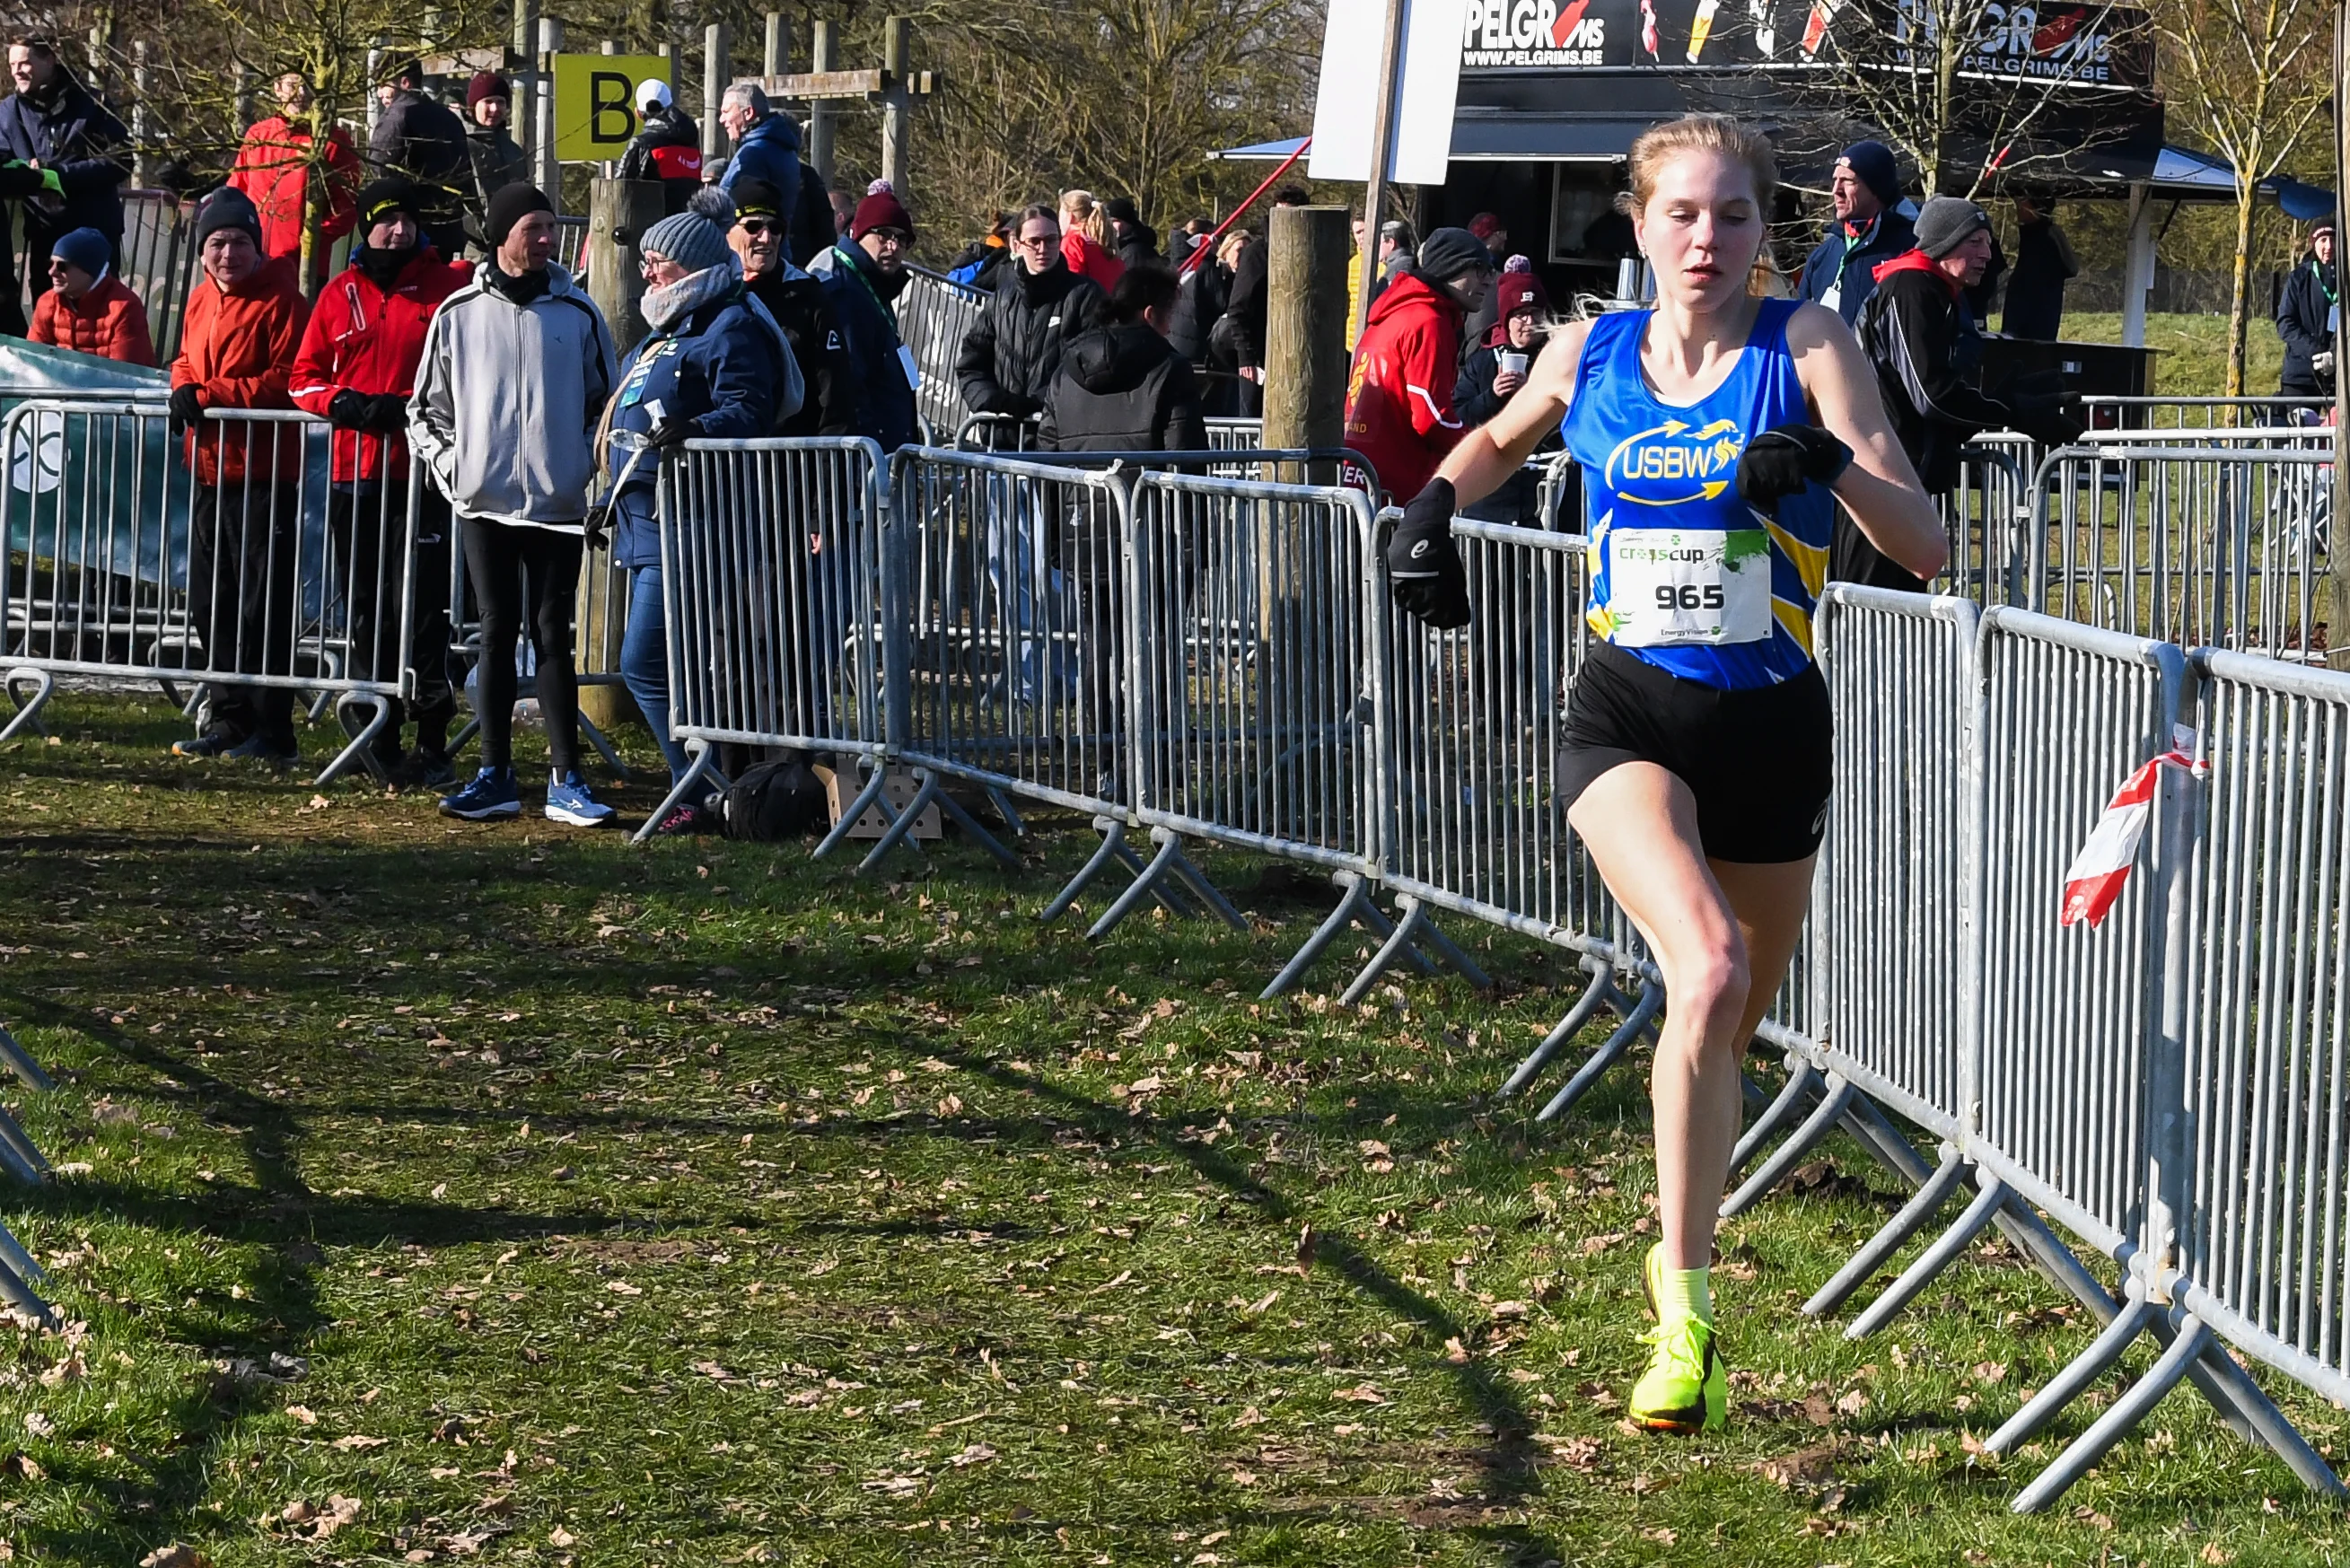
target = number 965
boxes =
[1654,583,1724,610]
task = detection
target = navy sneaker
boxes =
[171,731,238,758]
[225,732,299,767]
[440,766,522,820]
[392,749,460,790]
[544,771,615,828]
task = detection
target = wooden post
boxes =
[881,15,911,191]
[1350,0,1408,355]
[534,16,563,207]
[1260,206,1353,631]
[764,12,788,76]
[810,20,837,186]
[703,23,732,162]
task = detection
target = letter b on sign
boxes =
[551,54,671,162]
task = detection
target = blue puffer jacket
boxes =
[808,241,919,451]
[719,114,803,249]
[604,274,796,568]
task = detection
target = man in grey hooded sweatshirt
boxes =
[408,181,618,828]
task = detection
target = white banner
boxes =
[1309,0,1469,187]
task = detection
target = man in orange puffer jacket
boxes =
[27,226,152,364]
[167,187,312,766]
[291,179,472,784]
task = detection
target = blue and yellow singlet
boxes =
[1559,297,1833,691]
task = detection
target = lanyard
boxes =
[2317,260,2337,308]
[836,245,898,333]
[1834,214,1878,282]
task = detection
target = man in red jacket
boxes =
[1345,226,1493,503]
[292,180,472,784]
[168,187,312,765]
[225,72,360,287]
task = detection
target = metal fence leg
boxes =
[314,694,392,787]
[986,785,1026,838]
[576,708,639,782]
[2009,1316,2213,1514]
[1397,898,1493,989]
[1986,1288,2154,1458]
[1803,1150,1972,1318]
[1158,832,1246,931]
[0,1243,53,1327]
[1844,1174,2012,1339]
[0,668,54,744]
[813,766,893,861]
[1039,818,1132,924]
[0,1108,48,1183]
[1834,1094,1937,1187]
[918,769,1021,870]
[1259,874,1373,998]
[2166,1322,2347,1499]
[1535,978,1665,1122]
[1338,897,1440,1005]
[1720,1074,1857,1216]
[1728,1056,1823,1174]
[0,1029,54,1093]
[1496,957,1616,1098]
[1107,837,1198,919]
[856,773,936,872]
[1085,829,1191,940]
[629,743,730,845]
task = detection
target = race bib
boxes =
[1819,282,1843,315]
[897,344,923,390]
[1603,527,1772,647]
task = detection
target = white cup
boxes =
[1497,351,1529,377]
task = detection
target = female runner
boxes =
[1387,115,1947,1432]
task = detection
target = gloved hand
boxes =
[37,168,60,197]
[1387,478,1470,630]
[581,503,610,551]
[167,383,206,431]
[2315,351,2336,379]
[326,389,371,430]
[645,413,691,451]
[1735,423,1850,515]
[364,393,410,433]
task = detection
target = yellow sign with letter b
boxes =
[550,55,671,162]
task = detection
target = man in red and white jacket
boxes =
[1344,226,1494,503]
[291,179,472,785]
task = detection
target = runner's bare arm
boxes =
[1785,302,1949,581]
[1432,318,1590,507]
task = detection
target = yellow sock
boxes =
[1657,1264,1714,1327]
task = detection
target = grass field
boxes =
[0,692,2341,1565]
[2065,311,2287,399]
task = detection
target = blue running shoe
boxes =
[544,770,614,828]
[224,732,299,767]
[440,766,522,820]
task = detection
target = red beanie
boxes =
[466,70,512,109]
[850,180,916,242]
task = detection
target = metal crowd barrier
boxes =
[117,189,196,365]
[899,265,990,439]
[0,398,410,782]
[639,437,890,844]
[2025,444,2334,662]
[2083,395,2335,432]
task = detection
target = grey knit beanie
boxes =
[640,207,733,276]
[1914,197,1991,259]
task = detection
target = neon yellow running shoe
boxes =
[1632,1242,1726,1433]
[1630,1316,1727,1432]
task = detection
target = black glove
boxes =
[645,413,690,451]
[364,393,410,433]
[167,383,206,430]
[1735,423,1850,515]
[326,389,370,430]
[582,503,610,551]
[1387,478,1470,630]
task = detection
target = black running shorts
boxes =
[1556,641,1833,865]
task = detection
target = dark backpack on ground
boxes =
[723,758,831,840]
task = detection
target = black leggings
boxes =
[461,518,583,774]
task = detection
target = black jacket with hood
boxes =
[2276,255,2338,394]
[956,257,1106,418]
[747,264,856,438]
[1039,321,1207,453]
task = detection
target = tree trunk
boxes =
[2225,183,2255,399]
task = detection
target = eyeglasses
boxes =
[639,254,678,275]
[866,228,909,247]
[1013,232,1057,249]
[739,217,779,236]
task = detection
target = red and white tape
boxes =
[2057,749,2196,929]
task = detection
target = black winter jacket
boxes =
[1115,222,1160,273]
[1452,337,1559,525]
[956,258,1106,418]
[791,157,835,269]
[2276,258,2337,393]
[1039,322,1207,453]
[616,107,705,215]
[748,266,856,437]
[1218,234,1268,368]
[1166,258,1227,366]
[0,77,127,244]
[463,126,526,247]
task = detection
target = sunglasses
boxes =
[738,217,780,236]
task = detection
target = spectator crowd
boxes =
[0,44,2329,830]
